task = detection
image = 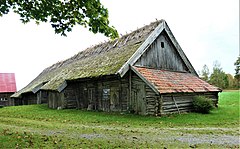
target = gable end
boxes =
[118,20,198,77]
[134,30,189,72]
[118,20,165,77]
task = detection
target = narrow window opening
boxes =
[161,42,164,48]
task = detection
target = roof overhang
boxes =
[130,66,160,95]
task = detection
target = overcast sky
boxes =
[0,0,239,91]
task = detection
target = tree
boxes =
[234,56,240,88]
[209,61,228,89]
[0,0,119,39]
[226,74,237,89]
[200,64,210,82]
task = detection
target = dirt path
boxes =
[1,117,239,148]
[3,122,239,147]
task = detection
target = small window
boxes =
[161,42,164,48]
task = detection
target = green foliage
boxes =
[0,0,119,39]
[0,91,239,148]
[200,64,210,82]
[193,96,214,114]
[209,61,229,89]
[200,62,238,89]
[234,57,240,88]
[226,74,238,89]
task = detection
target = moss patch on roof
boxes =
[12,20,162,98]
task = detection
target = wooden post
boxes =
[129,70,132,109]
[159,96,163,115]
[172,96,180,114]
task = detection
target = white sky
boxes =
[0,0,239,91]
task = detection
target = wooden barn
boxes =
[0,73,17,106]
[12,20,221,115]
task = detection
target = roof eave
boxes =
[130,66,160,95]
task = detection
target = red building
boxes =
[0,73,17,106]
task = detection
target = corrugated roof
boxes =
[133,66,221,94]
[12,20,163,98]
[0,73,17,93]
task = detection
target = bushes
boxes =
[193,96,214,114]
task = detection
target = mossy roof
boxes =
[12,20,162,98]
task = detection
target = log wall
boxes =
[161,92,219,115]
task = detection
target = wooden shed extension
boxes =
[11,20,221,115]
[132,66,220,114]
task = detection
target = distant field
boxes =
[0,91,239,148]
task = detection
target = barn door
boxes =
[87,88,96,110]
[102,88,110,111]
[110,87,119,111]
[136,84,146,115]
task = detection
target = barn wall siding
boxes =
[47,91,64,109]
[0,93,14,106]
[134,31,188,72]
[131,73,159,115]
[37,91,48,104]
[21,93,37,105]
[47,76,129,112]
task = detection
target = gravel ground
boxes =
[174,134,239,146]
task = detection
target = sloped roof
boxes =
[133,66,221,94]
[0,73,17,93]
[118,20,198,77]
[12,20,163,98]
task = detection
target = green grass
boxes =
[0,91,239,148]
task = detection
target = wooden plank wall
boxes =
[37,91,48,104]
[0,93,13,106]
[134,31,188,72]
[63,83,78,109]
[50,76,129,112]
[131,73,159,115]
[21,93,37,105]
[48,91,64,109]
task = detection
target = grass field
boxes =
[0,91,239,148]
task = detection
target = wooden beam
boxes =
[129,69,132,107]
[172,96,180,114]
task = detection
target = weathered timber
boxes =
[12,20,221,116]
[135,31,188,72]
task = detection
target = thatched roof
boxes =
[12,20,163,98]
